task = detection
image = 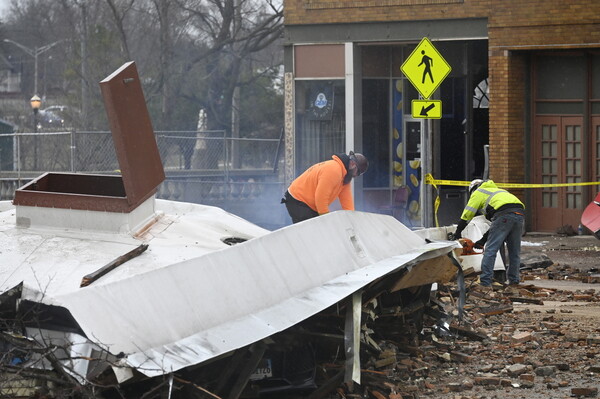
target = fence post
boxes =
[16,131,21,186]
[223,131,229,185]
[70,129,75,172]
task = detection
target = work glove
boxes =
[474,232,488,249]
[452,219,468,240]
[447,230,461,240]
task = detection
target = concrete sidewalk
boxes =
[521,232,598,270]
[519,232,600,291]
[522,231,599,251]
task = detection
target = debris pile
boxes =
[317,269,600,399]
[524,262,600,285]
[183,264,599,399]
[3,260,600,399]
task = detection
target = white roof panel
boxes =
[0,199,456,378]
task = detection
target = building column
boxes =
[284,71,295,187]
[488,49,527,198]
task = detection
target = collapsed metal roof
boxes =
[1,201,457,380]
[0,62,459,385]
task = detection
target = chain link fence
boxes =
[0,130,283,174]
[0,130,290,229]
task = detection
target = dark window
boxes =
[362,79,390,188]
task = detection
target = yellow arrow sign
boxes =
[401,37,451,99]
[411,100,442,119]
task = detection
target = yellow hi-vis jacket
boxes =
[460,180,524,222]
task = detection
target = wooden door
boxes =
[533,116,584,231]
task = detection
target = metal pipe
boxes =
[483,144,489,180]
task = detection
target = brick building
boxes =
[282,0,600,232]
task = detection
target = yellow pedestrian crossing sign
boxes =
[412,100,442,119]
[401,37,451,99]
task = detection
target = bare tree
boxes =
[104,0,135,60]
[1,0,283,158]
[175,0,283,132]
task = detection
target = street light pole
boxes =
[30,95,41,170]
[3,39,63,94]
[4,39,62,171]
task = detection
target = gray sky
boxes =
[0,0,10,20]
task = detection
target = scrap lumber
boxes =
[449,323,489,341]
[307,369,344,399]
[507,296,544,305]
[80,244,148,287]
[223,342,266,399]
[478,303,514,316]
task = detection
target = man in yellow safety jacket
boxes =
[453,179,525,288]
[281,151,368,224]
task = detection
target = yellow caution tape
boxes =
[425,174,600,189]
[426,174,443,227]
[433,192,440,228]
[425,173,600,228]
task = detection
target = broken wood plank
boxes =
[478,303,514,316]
[449,324,489,341]
[80,244,148,287]
[379,300,425,317]
[507,297,544,305]
[450,351,474,363]
[174,377,223,399]
[225,342,266,399]
[374,356,396,369]
[307,369,344,399]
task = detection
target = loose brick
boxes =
[507,364,528,377]
[474,376,502,386]
[511,331,532,344]
[520,373,535,382]
[571,387,598,397]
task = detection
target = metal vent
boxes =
[221,237,248,246]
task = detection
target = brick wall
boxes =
[285,0,489,25]
[286,0,600,36]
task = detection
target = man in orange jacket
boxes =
[282,151,369,223]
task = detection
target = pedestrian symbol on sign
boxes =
[419,50,434,84]
[401,37,451,99]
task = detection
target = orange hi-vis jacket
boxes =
[288,155,354,214]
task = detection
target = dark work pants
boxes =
[480,211,525,286]
[282,191,319,224]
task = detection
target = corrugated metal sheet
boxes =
[0,200,456,379]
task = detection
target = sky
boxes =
[0,0,10,21]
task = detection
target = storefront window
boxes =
[294,80,346,173]
[535,55,585,114]
[536,55,585,100]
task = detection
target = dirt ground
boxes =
[416,233,600,399]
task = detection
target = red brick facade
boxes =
[285,0,488,25]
